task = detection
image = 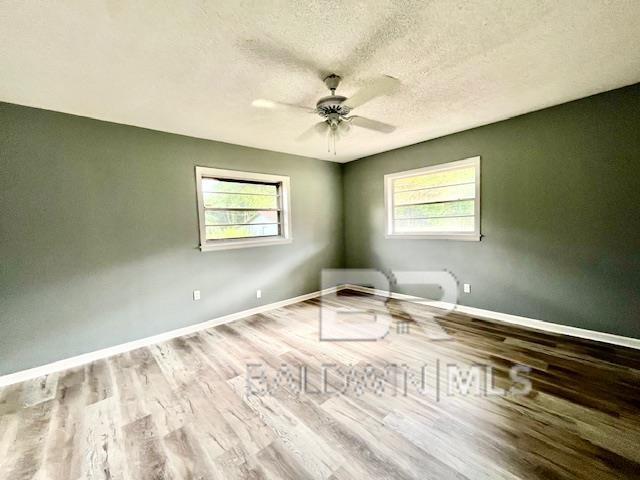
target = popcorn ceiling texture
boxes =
[1,0,639,162]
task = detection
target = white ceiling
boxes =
[1,1,639,162]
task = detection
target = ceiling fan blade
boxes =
[296,121,328,142]
[252,99,316,113]
[343,75,400,110]
[349,116,396,133]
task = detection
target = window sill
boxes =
[200,236,292,252]
[385,233,481,241]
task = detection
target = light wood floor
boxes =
[1,290,640,479]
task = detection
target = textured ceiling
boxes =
[1,1,639,162]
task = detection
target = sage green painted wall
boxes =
[0,103,343,375]
[343,83,640,338]
[2,84,639,375]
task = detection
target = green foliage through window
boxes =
[202,178,281,240]
[389,161,479,235]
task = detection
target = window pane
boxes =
[202,178,277,195]
[203,192,278,209]
[394,216,475,233]
[206,224,279,240]
[205,210,278,225]
[393,167,475,192]
[394,182,475,206]
[395,200,474,219]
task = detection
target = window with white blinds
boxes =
[195,167,291,251]
[384,156,481,241]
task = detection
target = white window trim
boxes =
[384,156,481,241]
[195,166,292,252]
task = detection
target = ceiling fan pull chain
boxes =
[333,130,337,155]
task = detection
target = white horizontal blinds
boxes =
[392,165,476,233]
[202,178,281,240]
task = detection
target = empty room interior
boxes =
[2,1,640,479]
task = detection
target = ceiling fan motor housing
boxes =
[316,95,351,118]
[317,73,351,120]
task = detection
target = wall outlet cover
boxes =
[193,290,201,300]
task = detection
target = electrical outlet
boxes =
[193,290,201,301]
[463,284,471,294]
[256,289,262,299]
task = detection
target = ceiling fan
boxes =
[251,74,399,154]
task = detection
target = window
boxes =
[195,167,291,251]
[384,156,481,241]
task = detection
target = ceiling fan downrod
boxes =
[323,74,341,95]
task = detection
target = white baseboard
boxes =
[343,284,640,350]
[0,286,340,388]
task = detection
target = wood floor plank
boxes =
[0,412,18,472]
[227,375,346,480]
[20,374,59,408]
[77,397,128,480]
[162,425,221,480]
[321,395,467,480]
[85,360,113,406]
[123,414,171,480]
[253,440,315,480]
[108,353,150,427]
[128,348,189,438]
[0,401,53,479]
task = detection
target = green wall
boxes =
[2,84,639,375]
[343,83,640,338]
[0,103,343,375]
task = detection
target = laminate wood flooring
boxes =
[1,289,639,479]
